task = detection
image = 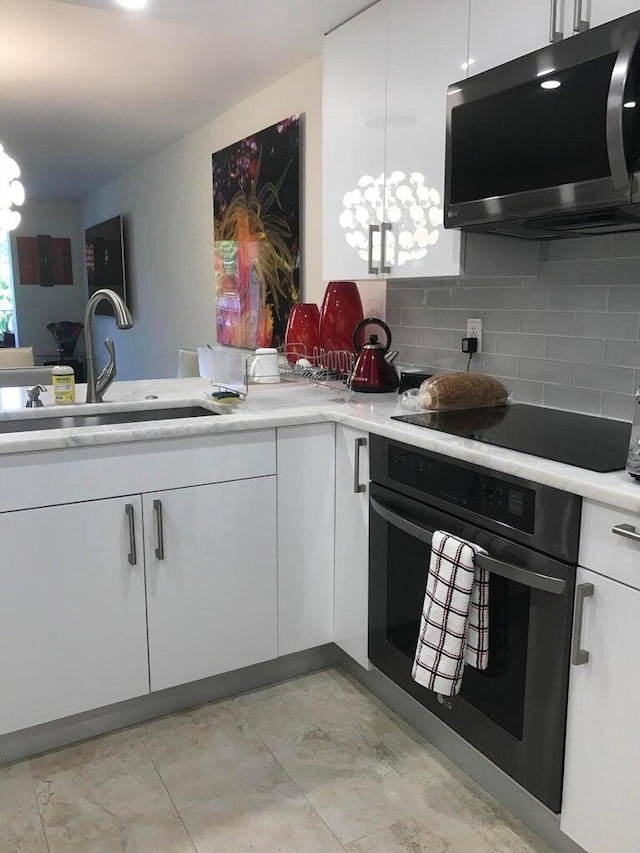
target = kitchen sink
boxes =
[0,406,223,435]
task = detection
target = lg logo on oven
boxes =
[437,694,453,710]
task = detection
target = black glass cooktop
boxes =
[391,404,632,472]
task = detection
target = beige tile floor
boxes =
[0,667,555,853]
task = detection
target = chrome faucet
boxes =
[84,288,134,403]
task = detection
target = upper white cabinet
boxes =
[469,0,640,78]
[469,0,569,74]
[588,1,640,28]
[323,0,468,281]
[0,497,149,736]
[145,477,278,693]
[323,1,388,281]
[561,567,640,853]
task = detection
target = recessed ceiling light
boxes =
[461,58,475,71]
[114,0,148,9]
[624,100,637,109]
[540,80,561,90]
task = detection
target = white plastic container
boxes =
[52,365,75,405]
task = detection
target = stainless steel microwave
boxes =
[444,11,640,239]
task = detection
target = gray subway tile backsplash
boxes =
[547,286,608,312]
[546,337,604,364]
[496,333,545,358]
[571,363,636,394]
[543,384,603,416]
[519,357,572,385]
[604,340,640,368]
[575,312,639,340]
[521,311,575,336]
[387,232,640,420]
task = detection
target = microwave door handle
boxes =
[606,31,640,190]
[370,497,566,595]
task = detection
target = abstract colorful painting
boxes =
[213,115,300,349]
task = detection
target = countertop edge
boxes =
[0,380,638,514]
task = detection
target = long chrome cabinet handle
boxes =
[549,0,564,43]
[125,503,137,566]
[607,31,639,190]
[571,582,594,665]
[368,224,380,275]
[612,522,640,543]
[381,222,392,275]
[573,0,589,33]
[370,497,566,595]
[354,437,367,494]
[153,499,165,560]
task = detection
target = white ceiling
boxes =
[1,0,375,200]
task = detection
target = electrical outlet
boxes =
[466,318,483,353]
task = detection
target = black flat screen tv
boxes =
[85,215,128,317]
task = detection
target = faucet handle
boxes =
[26,385,47,408]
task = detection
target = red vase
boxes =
[319,281,364,355]
[285,303,321,365]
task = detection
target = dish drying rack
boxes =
[207,345,356,399]
[275,345,355,387]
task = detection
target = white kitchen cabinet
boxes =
[588,0,639,29]
[323,0,388,281]
[323,0,468,281]
[334,426,371,669]
[0,497,149,736]
[561,567,640,853]
[276,424,335,656]
[468,0,569,75]
[383,0,467,278]
[145,477,278,692]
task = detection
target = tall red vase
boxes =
[284,303,321,364]
[319,281,364,355]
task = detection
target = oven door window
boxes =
[386,523,529,740]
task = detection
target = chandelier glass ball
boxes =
[0,143,25,234]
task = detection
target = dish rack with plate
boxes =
[273,345,355,389]
[199,344,356,399]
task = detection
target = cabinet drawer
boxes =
[0,430,276,512]
[580,499,640,590]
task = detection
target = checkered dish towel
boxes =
[412,530,489,697]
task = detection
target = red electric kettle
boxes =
[350,318,399,393]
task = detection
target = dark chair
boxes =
[0,331,15,348]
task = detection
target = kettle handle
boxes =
[353,318,393,354]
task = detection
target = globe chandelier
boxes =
[340,171,443,267]
[0,142,25,234]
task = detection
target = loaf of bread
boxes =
[418,372,510,411]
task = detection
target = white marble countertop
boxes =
[1,377,639,513]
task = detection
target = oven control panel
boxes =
[387,444,535,533]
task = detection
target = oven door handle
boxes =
[370,497,566,595]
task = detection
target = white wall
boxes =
[81,56,323,380]
[10,200,86,358]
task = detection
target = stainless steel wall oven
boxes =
[368,436,582,812]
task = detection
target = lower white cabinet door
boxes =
[277,424,335,656]
[561,567,640,853]
[145,477,278,692]
[334,426,371,669]
[0,497,149,736]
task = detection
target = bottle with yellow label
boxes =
[52,364,76,405]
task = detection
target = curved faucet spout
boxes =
[84,289,134,403]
